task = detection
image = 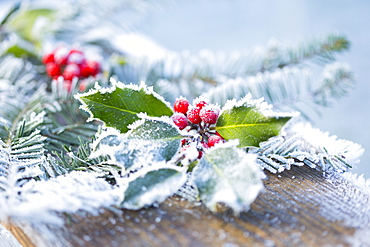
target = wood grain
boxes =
[2,165,370,247]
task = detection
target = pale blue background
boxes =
[135,0,370,177]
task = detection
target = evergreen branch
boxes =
[249,122,363,174]
[204,62,354,120]
[129,33,349,86]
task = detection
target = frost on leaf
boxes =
[121,165,187,210]
[216,94,294,147]
[91,116,182,172]
[75,79,173,133]
[191,141,265,214]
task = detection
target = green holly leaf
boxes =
[127,116,183,161]
[192,142,265,213]
[5,43,38,59]
[76,80,173,133]
[91,116,182,172]
[121,165,187,210]
[215,95,293,147]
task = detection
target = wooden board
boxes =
[3,165,370,247]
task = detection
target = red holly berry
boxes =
[187,107,202,124]
[80,60,101,78]
[174,98,189,115]
[42,52,55,64]
[208,135,224,147]
[68,49,85,65]
[172,113,188,130]
[201,141,209,149]
[199,107,219,124]
[62,64,81,81]
[46,62,61,77]
[87,60,101,76]
[54,47,70,65]
[195,100,207,109]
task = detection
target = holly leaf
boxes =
[5,43,38,60]
[121,165,187,210]
[90,116,182,172]
[215,95,294,147]
[76,79,173,133]
[127,116,183,161]
[192,142,265,213]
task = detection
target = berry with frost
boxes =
[207,135,224,147]
[174,98,190,115]
[68,49,85,65]
[195,100,207,109]
[42,52,55,64]
[187,107,202,124]
[172,113,188,130]
[46,62,61,77]
[62,64,81,81]
[54,47,70,65]
[199,106,219,124]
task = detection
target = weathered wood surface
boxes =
[2,165,370,247]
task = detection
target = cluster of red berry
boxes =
[172,97,224,151]
[42,46,101,90]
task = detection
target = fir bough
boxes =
[0,0,364,226]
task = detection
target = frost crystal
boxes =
[221,93,298,118]
[253,122,364,173]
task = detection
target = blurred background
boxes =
[134,0,370,177]
[0,0,369,177]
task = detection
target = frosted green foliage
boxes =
[192,141,265,214]
[314,62,354,107]
[216,94,294,147]
[127,115,183,161]
[90,116,182,173]
[251,122,364,173]
[76,79,173,133]
[121,165,187,210]
[0,170,125,225]
[205,62,354,120]
[132,33,348,82]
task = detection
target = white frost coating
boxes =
[90,127,122,151]
[192,95,210,106]
[121,164,187,210]
[91,116,182,172]
[254,121,363,173]
[221,92,298,118]
[341,172,370,196]
[180,141,199,167]
[130,113,178,131]
[0,171,126,225]
[290,122,364,168]
[321,62,351,82]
